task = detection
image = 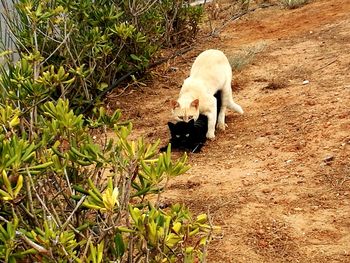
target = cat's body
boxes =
[162,91,222,153]
[171,49,243,139]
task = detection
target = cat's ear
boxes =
[190,99,199,109]
[168,122,175,130]
[170,100,179,109]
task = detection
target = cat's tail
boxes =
[228,101,244,114]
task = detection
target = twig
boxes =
[24,174,39,226]
[81,235,92,260]
[63,167,73,196]
[26,168,59,228]
[212,9,252,36]
[19,203,36,220]
[40,29,72,66]
[61,196,86,231]
[128,235,134,263]
[80,45,194,114]
[16,230,50,254]
[211,2,277,36]
[51,173,74,209]
[50,203,63,227]
[156,176,169,209]
[202,208,214,263]
[0,215,9,223]
[314,58,338,72]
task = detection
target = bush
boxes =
[0,1,214,262]
[0,95,215,262]
[1,0,203,110]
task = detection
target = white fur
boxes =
[173,49,243,139]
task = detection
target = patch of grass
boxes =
[228,41,267,71]
[281,0,310,9]
[263,79,288,90]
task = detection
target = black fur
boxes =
[161,91,222,153]
[162,116,208,153]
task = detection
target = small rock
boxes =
[302,80,310,85]
[323,155,334,163]
[262,189,270,194]
[257,229,265,235]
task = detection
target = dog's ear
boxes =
[170,100,179,109]
[190,99,199,109]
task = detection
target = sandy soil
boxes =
[107,0,350,262]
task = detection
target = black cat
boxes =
[161,91,222,153]
[163,115,208,153]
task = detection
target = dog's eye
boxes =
[176,135,180,138]
[185,134,190,137]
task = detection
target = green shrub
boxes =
[1,0,203,111]
[0,1,213,261]
[0,96,215,262]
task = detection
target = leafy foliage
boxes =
[1,0,203,110]
[0,1,214,262]
[0,98,216,262]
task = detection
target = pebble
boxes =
[323,155,334,163]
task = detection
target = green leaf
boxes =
[2,170,13,196]
[130,54,142,61]
[0,189,12,200]
[114,232,125,258]
[116,226,135,233]
[184,247,194,263]
[89,242,97,263]
[13,174,23,198]
[97,240,104,263]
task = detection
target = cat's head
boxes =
[168,120,195,145]
[170,99,199,122]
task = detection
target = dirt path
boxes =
[108,0,350,262]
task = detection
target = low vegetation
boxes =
[280,0,310,9]
[0,97,214,262]
[228,42,266,71]
[1,0,203,110]
[0,0,217,262]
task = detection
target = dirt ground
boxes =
[107,0,350,262]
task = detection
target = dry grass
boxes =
[280,0,310,9]
[228,41,267,71]
[263,79,288,90]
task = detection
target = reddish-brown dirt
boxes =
[108,0,350,262]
